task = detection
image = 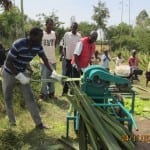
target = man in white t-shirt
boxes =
[39,18,57,100]
[116,52,124,66]
[62,22,81,95]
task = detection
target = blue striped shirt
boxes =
[4,38,45,74]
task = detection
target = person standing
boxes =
[67,31,97,115]
[39,18,57,100]
[101,50,111,70]
[128,50,139,69]
[2,27,61,128]
[128,49,141,80]
[71,31,98,79]
[116,52,124,66]
[62,22,81,95]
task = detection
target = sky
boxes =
[14,0,150,27]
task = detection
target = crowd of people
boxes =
[0,18,98,128]
[0,18,149,129]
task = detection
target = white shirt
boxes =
[73,41,83,56]
[63,32,81,60]
[101,54,110,69]
[116,57,124,66]
[42,30,56,64]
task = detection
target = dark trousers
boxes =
[62,59,73,94]
[72,66,82,87]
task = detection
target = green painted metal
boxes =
[81,65,137,131]
[67,65,138,138]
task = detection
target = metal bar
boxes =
[31,77,81,83]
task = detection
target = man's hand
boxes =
[51,70,66,81]
[15,72,30,85]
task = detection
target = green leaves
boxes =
[67,82,135,150]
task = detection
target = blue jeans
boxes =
[40,63,56,97]
[2,70,42,126]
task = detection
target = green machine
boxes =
[66,65,138,138]
[82,65,131,98]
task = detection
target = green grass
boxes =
[0,47,149,149]
[125,97,150,116]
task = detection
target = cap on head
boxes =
[90,31,98,36]
[132,49,136,54]
[89,31,98,42]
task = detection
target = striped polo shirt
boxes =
[4,38,45,74]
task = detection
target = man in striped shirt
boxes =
[2,27,61,129]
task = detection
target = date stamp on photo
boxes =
[121,134,150,143]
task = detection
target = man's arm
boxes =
[74,54,81,71]
[6,54,30,84]
[40,54,54,72]
[73,41,83,71]
[40,53,66,81]
[5,55,18,75]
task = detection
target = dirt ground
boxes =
[134,116,150,150]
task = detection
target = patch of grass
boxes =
[0,47,149,149]
[125,97,150,116]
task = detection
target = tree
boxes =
[136,10,149,27]
[92,0,109,29]
[134,27,150,53]
[105,23,136,51]
[36,11,66,42]
[0,6,28,46]
[135,10,150,53]
[36,11,64,29]
[0,0,12,11]
[92,0,109,50]
[78,21,96,37]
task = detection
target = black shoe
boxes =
[36,123,49,129]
